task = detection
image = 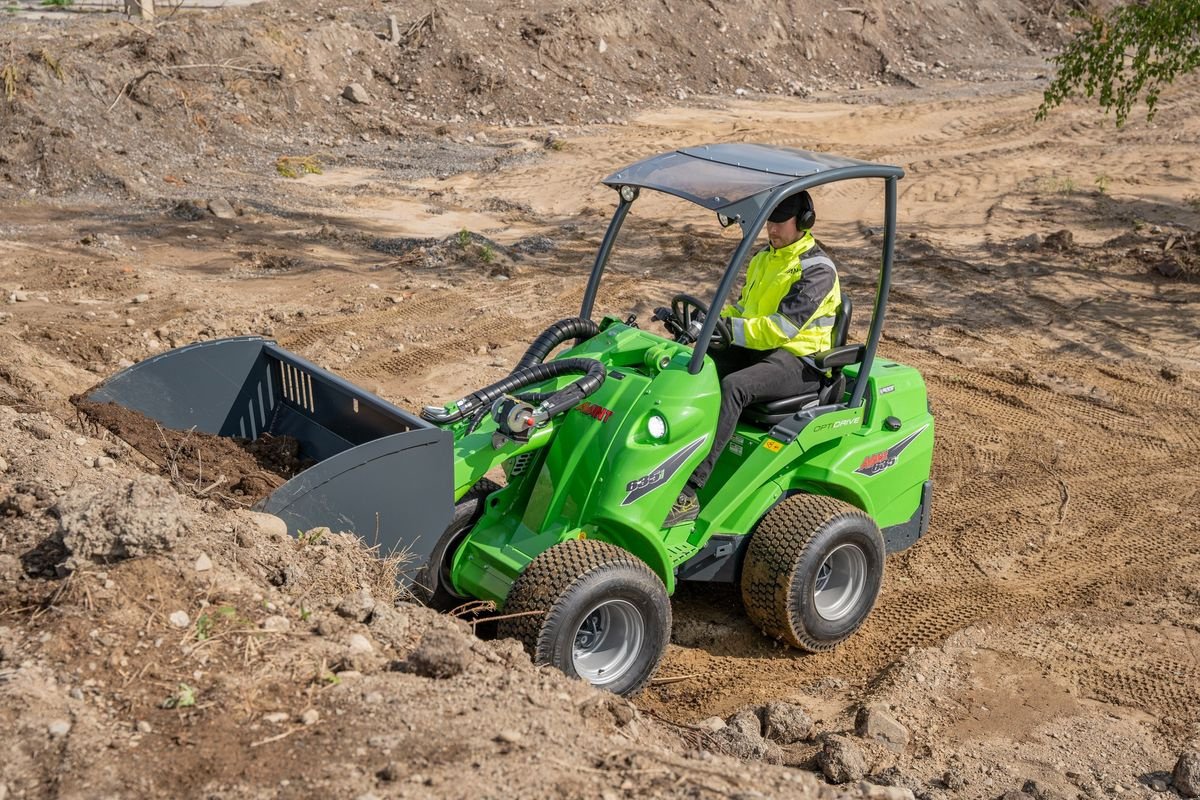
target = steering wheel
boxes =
[671,293,732,352]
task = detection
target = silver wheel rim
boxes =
[572,599,645,686]
[813,543,867,622]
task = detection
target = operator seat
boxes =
[740,293,855,427]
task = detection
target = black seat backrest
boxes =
[832,292,852,348]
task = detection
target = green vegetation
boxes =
[275,154,323,178]
[479,244,495,264]
[1038,0,1200,126]
[296,526,327,545]
[162,683,197,709]
[1094,174,1111,195]
[194,605,240,640]
[39,0,74,7]
[456,227,471,248]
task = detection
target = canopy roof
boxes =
[603,143,902,211]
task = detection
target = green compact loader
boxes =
[87,145,934,695]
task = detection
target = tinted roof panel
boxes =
[603,144,897,210]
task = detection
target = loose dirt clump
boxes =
[73,397,312,507]
[56,474,185,567]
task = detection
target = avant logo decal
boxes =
[855,424,929,477]
[621,436,707,506]
[574,402,613,423]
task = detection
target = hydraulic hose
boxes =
[515,317,600,371]
[422,357,606,425]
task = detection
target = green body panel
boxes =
[446,320,934,606]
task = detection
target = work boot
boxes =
[663,489,700,527]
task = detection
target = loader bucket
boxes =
[85,336,453,584]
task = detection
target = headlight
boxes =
[717,212,733,227]
[619,185,639,203]
[647,414,667,440]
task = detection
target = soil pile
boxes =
[1,340,857,800]
[0,0,1073,196]
[73,397,312,506]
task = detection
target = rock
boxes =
[762,701,812,744]
[335,589,376,622]
[207,198,237,219]
[1044,229,1074,250]
[401,629,473,679]
[1150,776,1170,792]
[1016,233,1042,250]
[47,719,71,737]
[997,793,1035,800]
[378,763,400,782]
[857,782,915,800]
[168,610,190,628]
[942,769,966,790]
[819,734,868,784]
[136,720,152,733]
[496,729,522,744]
[1174,750,1200,797]
[194,553,213,572]
[366,604,411,650]
[855,704,910,751]
[347,633,373,653]
[696,716,726,732]
[300,709,320,725]
[261,615,290,632]
[93,456,115,469]
[10,290,29,302]
[707,725,771,761]
[56,476,184,565]
[727,708,763,739]
[343,83,371,104]
[132,293,150,304]
[0,456,8,473]
[263,711,289,724]
[1,492,36,517]
[247,512,288,540]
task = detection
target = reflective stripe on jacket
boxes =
[720,232,841,356]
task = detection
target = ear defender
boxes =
[796,190,816,230]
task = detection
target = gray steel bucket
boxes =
[85,336,453,584]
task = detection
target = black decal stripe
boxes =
[621,436,707,505]
[855,424,929,477]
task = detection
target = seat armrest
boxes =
[808,344,864,371]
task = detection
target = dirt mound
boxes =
[56,474,187,566]
[74,397,312,507]
[0,0,1073,197]
[0,354,855,800]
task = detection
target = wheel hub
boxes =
[813,543,867,622]
[571,599,645,686]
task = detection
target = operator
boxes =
[665,190,841,527]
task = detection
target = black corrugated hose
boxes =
[423,357,606,424]
[515,317,600,371]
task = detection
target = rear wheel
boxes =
[498,539,671,696]
[741,494,884,651]
[411,478,501,611]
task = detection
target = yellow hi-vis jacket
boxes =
[720,232,842,356]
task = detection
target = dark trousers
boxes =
[688,347,821,490]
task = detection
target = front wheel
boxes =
[410,478,501,611]
[498,539,671,696]
[741,494,884,652]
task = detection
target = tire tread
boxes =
[741,494,879,652]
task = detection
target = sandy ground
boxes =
[3,53,1200,800]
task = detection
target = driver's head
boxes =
[765,191,814,250]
